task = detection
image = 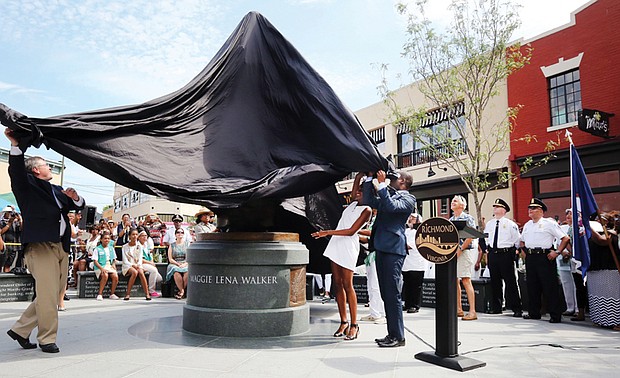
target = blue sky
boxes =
[0,0,589,210]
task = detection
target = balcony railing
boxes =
[395,139,467,169]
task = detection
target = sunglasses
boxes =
[175,231,184,234]
[527,206,541,210]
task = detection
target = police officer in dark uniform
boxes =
[520,198,570,323]
[484,198,523,317]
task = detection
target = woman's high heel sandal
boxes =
[344,323,359,341]
[333,321,349,337]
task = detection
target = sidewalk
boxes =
[0,292,618,377]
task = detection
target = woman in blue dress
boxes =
[166,228,190,299]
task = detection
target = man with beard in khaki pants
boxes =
[4,128,85,353]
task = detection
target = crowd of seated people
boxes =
[1,206,218,304]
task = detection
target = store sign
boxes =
[578,109,613,138]
[415,217,459,264]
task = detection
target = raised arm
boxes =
[311,207,372,239]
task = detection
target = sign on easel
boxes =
[414,217,486,372]
[416,217,459,264]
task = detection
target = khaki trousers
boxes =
[11,242,68,345]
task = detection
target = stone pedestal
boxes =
[183,232,309,337]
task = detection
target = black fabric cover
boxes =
[0,12,386,236]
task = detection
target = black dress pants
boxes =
[525,254,562,320]
[402,270,424,310]
[488,251,522,313]
[572,272,587,309]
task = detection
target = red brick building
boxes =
[509,0,620,225]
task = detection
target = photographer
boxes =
[144,213,164,246]
[115,213,134,259]
[1,206,23,272]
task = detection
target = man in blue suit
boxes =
[362,170,416,347]
[5,128,85,354]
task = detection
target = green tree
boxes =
[380,0,534,227]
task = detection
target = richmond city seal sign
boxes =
[415,217,459,264]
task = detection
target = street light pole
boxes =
[60,155,65,186]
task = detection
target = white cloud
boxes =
[0,0,226,103]
[0,81,44,95]
[394,0,588,41]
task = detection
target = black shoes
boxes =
[377,336,405,348]
[513,311,523,318]
[7,329,37,349]
[8,329,60,353]
[344,324,359,341]
[333,321,349,337]
[40,343,60,353]
[522,314,541,320]
[549,318,562,324]
[63,294,70,301]
[375,335,390,344]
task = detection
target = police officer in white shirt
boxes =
[484,198,522,317]
[162,214,191,246]
[520,198,570,323]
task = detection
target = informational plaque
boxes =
[0,275,35,302]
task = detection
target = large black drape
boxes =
[0,11,386,238]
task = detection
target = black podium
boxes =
[414,220,486,372]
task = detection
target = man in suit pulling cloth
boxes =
[362,170,416,347]
[5,128,85,353]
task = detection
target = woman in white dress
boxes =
[312,172,371,340]
[121,229,151,301]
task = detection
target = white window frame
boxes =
[540,52,584,132]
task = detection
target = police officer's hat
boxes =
[171,214,184,222]
[528,198,547,212]
[492,198,510,212]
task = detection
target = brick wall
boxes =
[508,0,620,225]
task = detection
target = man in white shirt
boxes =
[162,214,190,246]
[484,198,522,317]
[520,198,570,323]
[403,213,427,313]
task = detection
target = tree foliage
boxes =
[379,0,533,226]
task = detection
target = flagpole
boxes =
[565,130,575,228]
[567,130,576,251]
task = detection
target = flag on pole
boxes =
[571,144,598,276]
